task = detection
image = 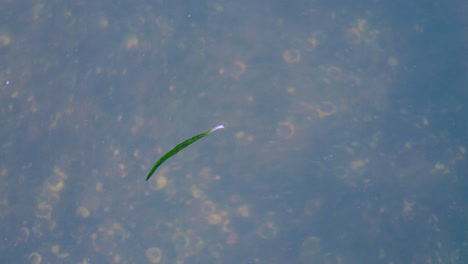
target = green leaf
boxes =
[146,124,224,181]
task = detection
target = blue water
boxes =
[0,0,466,263]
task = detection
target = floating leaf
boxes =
[146,124,224,181]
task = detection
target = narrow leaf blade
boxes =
[146,124,224,181]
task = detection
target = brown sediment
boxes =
[199,167,212,180]
[307,31,325,49]
[226,232,238,245]
[276,121,295,139]
[125,35,139,49]
[16,227,30,244]
[219,60,247,79]
[47,177,64,193]
[44,192,60,204]
[282,49,301,63]
[257,221,278,240]
[0,34,11,47]
[191,185,205,199]
[286,86,296,95]
[29,252,42,264]
[98,17,109,29]
[316,101,337,118]
[345,28,361,46]
[148,167,169,191]
[145,247,162,263]
[307,38,318,49]
[148,175,168,191]
[35,202,53,219]
[222,219,232,232]
[51,245,70,259]
[237,205,250,218]
[231,60,247,78]
[172,232,190,250]
[76,206,91,219]
[201,200,216,215]
[206,213,223,225]
[53,166,68,180]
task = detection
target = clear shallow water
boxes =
[0,0,466,263]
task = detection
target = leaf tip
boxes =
[212,123,225,132]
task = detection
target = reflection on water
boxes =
[0,0,466,263]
